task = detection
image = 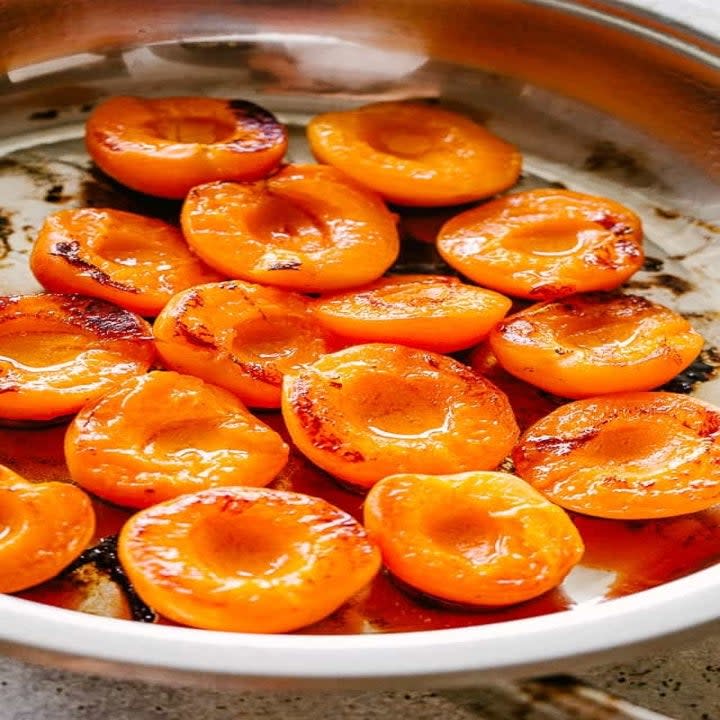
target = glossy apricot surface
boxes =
[312,274,511,353]
[282,343,519,489]
[31,209,222,316]
[514,392,720,519]
[0,294,155,421]
[489,293,704,398]
[86,96,287,198]
[153,281,336,408]
[181,165,400,292]
[119,486,381,632]
[364,471,584,606]
[437,189,644,299]
[308,102,521,206]
[0,465,95,593]
[65,371,289,508]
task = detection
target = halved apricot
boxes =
[308,102,521,206]
[0,294,155,421]
[281,343,519,490]
[0,465,95,593]
[364,471,584,606]
[513,392,720,519]
[65,371,289,508]
[312,274,511,352]
[153,281,336,408]
[118,486,381,633]
[31,209,222,316]
[86,96,287,198]
[489,293,703,398]
[437,189,644,299]
[181,165,400,292]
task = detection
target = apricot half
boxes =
[31,209,222,316]
[118,486,381,633]
[489,293,703,398]
[181,165,400,292]
[86,96,287,198]
[0,294,155,421]
[513,392,720,519]
[153,281,336,408]
[437,189,644,299]
[65,371,289,508]
[308,102,521,206]
[281,343,519,489]
[0,465,95,593]
[364,471,584,606]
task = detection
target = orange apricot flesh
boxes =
[308,101,521,206]
[364,471,584,606]
[312,274,512,353]
[153,281,336,408]
[437,189,644,299]
[0,294,155,421]
[118,486,381,633]
[513,392,720,519]
[65,371,289,508]
[281,343,519,490]
[0,465,95,593]
[86,96,287,198]
[489,293,704,398]
[31,209,222,316]
[181,165,400,292]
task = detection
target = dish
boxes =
[3,0,714,679]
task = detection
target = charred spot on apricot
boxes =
[174,321,217,350]
[50,241,138,293]
[60,296,149,340]
[230,355,283,386]
[267,259,303,271]
[224,99,286,153]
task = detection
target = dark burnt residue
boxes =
[51,241,137,293]
[661,348,720,394]
[62,535,156,623]
[226,99,286,152]
[61,296,149,340]
[642,256,664,272]
[583,140,656,186]
[175,321,217,350]
[29,109,59,121]
[44,183,67,203]
[230,355,283,386]
[0,211,13,259]
[654,206,720,234]
[626,273,695,296]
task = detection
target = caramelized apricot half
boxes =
[514,392,720,519]
[118,486,381,632]
[312,274,511,353]
[31,209,222,316]
[0,465,95,593]
[437,189,644,299]
[65,371,289,508]
[308,102,521,206]
[86,96,287,198]
[153,281,335,408]
[281,343,519,490]
[0,294,155,421]
[364,471,584,606]
[181,165,400,292]
[489,293,703,398]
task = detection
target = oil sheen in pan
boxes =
[0,103,719,633]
